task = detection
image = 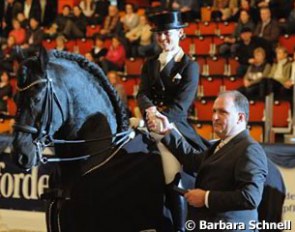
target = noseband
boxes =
[13,74,134,167]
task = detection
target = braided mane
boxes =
[50,50,129,132]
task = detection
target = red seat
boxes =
[249,100,265,122]
[76,38,94,55]
[9,78,18,96]
[207,56,226,75]
[195,56,207,76]
[180,37,194,54]
[201,76,223,97]
[273,100,291,127]
[125,58,144,76]
[120,76,140,96]
[183,22,197,36]
[197,21,217,36]
[127,97,139,117]
[192,122,213,140]
[193,36,213,56]
[42,39,56,50]
[248,124,264,142]
[7,98,17,116]
[227,57,240,76]
[216,21,236,36]
[65,39,76,52]
[194,98,214,121]
[223,76,243,90]
[278,35,295,55]
[86,25,100,37]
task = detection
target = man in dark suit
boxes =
[147,90,268,231]
[137,11,208,231]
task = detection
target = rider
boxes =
[137,10,209,232]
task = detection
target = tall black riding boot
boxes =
[165,173,186,232]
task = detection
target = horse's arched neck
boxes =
[60,72,118,139]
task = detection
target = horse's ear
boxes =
[38,46,49,72]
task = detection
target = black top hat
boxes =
[149,11,187,32]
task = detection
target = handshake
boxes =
[145,107,173,135]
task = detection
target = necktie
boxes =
[214,140,224,153]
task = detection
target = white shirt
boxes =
[158,47,184,71]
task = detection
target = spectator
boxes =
[37,0,57,27]
[211,0,239,21]
[21,17,43,57]
[94,0,110,24]
[231,0,259,23]
[62,5,87,39]
[285,0,295,34]
[84,52,95,62]
[79,0,97,24]
[100,5,121,37]
[8,19,26,45]
[253,7,280,46]
[0,71,12,113]
[120,3,139,33]
[107,70,127,105]
[264,46,292,98]
[125,14,155,57]
[16,12,29,28]
[0,0,22,37]
[90,34,108,64]
[238,47,271,98]
[20,0,41,22]
[55,35,67,51]
[219,10,255,56]
[235,27,270,76]
[0,35,19,73]
[169,0,201,21]
[44,5,72,39]
[101,36,126,73]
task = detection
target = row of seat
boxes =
[184,21,236,36]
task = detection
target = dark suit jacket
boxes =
[162,130,268,231]
[137,54,208,151]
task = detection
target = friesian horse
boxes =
[12,49,166,232]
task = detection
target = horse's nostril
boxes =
[18,154,28,166]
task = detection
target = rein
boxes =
[14,74,134,166]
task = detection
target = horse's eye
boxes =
[33,96,42,104]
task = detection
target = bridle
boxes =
[13,72,134,167]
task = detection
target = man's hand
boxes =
[146,109,172,135]
[184,189,206,208]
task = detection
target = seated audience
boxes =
[120,3,139,33]
[90,34,108,64]
[55,35,67,51]
[125,15,154,57]
[44,5,73,39]
[238,47,271,98]
[100,5,121,37]
[234,27,268,76]
[101,36,126,74]
[0,71,12,113]
[0,35,19,73]
[107,71,128,105]
[21,17,44,57]
[253,7,280,48]
[62,5,87,39]
[79,0,97,24]
[219,10,255,56]
[211,0,239,21]
[9,19,26,45]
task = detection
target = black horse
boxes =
[12,49,166,232]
